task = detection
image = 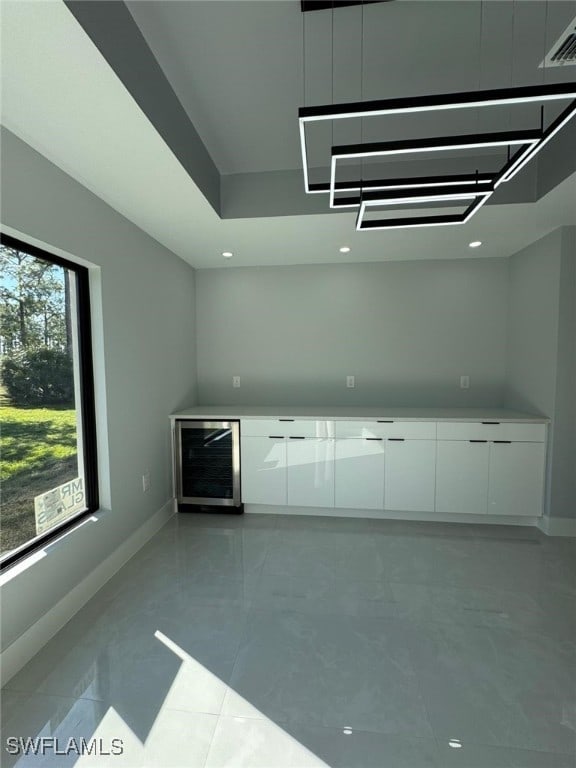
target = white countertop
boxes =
[169,406,548,423]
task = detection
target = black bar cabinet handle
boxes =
[279,419,295,422]
[269,435,284,439]
[289,436,306,439]
[469,439,488,443]
[365,438,383,441]
[493,440,512,444]
[481,421,501,425]
[377,420,394,423]
[388,438,405,441]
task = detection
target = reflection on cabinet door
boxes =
[240,436,287,505]
[334,439,385,509]
[385,440,436,512]
[436,440,489,514]
[286,438,335,507]
[488,442,545,516]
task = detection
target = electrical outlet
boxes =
[460,375,470,390]
[142,471,151,493]
[232,376,241,388]
[346,375,355,388]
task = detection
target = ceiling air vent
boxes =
[540,16,576,67]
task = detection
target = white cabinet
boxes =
[335,421,436,439]
[437,422,546,442]
[286,438,335,507]
[488,442,546,516]
[239,417,547,519]
[240,436,287,505]
[334,438,385,509]
[435,440,490,514]
[385,440,436,512]
[241,419,334,437]
[436,434,546,518]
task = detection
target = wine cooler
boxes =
[174,420,242,511]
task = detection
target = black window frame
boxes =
[0,232,99,571]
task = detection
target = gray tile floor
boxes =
[2,513,575,767]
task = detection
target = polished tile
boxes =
[204,716,328,768]
[252,573,398,618]
[277,723,441,768]
[435,739,576,767]
[390,581,569,637]
[1,690,109,767]
[263,529,388,582]
[1,685,218,768]
[224,610,433,738]
[2,513,575,768]
[409,621,576,754]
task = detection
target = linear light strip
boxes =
[462,192,492,223]
[355,190,493,231]
[356,212,466,230]
[298,119,314,195]
[497,101,576,186]
[299,82,576,122]
[334,178,493,193]
[369,191,493,205]
[329,175,495,208]
[329,136,537,208]
[323,177,494,208]
[332,182,494,208]
[310,172,494,193]
[361,191,492,206]
[299,83,576,195]
[331,130,541,158]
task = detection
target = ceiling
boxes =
[1,0,575,269]
[127,0,576,174]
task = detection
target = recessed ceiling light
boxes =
[222,251,233,258]
[339,246,351,253]
[468,241,482,248]
[448,739,463,749]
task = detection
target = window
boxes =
[0,233,98,569]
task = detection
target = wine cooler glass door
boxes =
[176,420,240,505]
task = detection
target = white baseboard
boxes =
[245,504,539,527]
[537,516,576,537]
[0,500,175,685]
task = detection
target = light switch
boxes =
[346,376,355,388]
[233,376,241,388]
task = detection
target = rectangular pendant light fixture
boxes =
[354,185,493,230]
[299,82,576,206]
[328,172,495,209]
[329,129,540,209]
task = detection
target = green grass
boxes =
[1,406,77,481]
[1,406,78,555]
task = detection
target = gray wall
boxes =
[505,229,562,417]
[0,128,197,651]
[196,258,509,407]
[552,227,576,521]
[505,227,576,520]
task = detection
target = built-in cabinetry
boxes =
[240,417,547,518]
[435,422,546,516]
[240,436,287,505]
[240,420,334,507]
[334,438,384,509]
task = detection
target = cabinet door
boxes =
[435,440,489,514]
[240,436,286,505]
[488,442,546,516]
[334,439,385,509]
[286,438,335,507]
[385,440,436,512]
